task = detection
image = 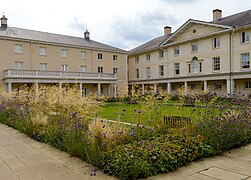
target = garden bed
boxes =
[0,86,251,180]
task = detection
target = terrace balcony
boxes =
[3,69,117,83]
[3,69,118,97]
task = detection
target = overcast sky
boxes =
[1,0,251,50]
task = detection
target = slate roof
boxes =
[215,9,251,27]
[129,34,172,55]
[129,9,251,55]
[0,26,127,53]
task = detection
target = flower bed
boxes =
[0,86,251,180]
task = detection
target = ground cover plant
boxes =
[0,85,251,180]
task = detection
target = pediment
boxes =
[162,19,232,46]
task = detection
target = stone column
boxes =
[108,84,111,97]
[80,83,83,97]
[227,79,231,95]
[98,83,101,97]
[131,85,135,96]
[7,83,12,93]
[35,82,39,100]
[154,84,157,93]
[142,84,145,95]
[231,79,235,96]
[167,82,171,94]
[184,81,188,96]
[114,83,117,98]
[204,80,208,93]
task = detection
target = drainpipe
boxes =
[230,27,235,96]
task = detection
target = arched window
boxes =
[192,57,199,73]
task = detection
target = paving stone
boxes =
[57,156,89,170]
[38,166,81,180]
[199,166,248,180]
[0,160,11,173]
[42,147,71,160]
[3,157,25,168]
[29,160,63,173]
[0,170,19,180]
[18,153,52,165]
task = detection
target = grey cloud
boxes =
[106,10,178,50]
[68,17,87,34]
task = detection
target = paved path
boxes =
[0,123,116,180]
[0,123,251,180]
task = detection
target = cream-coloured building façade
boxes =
[0,15,128,97]
[1,9,251,97]
[128,9,251,96]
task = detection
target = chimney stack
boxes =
[213,9,222,21]
[1,14,7,28]
[164,26,172,35]
[84,30,90,40]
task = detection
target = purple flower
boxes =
[71,112,77,118]
[122,108,126,112]
[138,110,142,113]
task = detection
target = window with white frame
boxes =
[212,57,220,71]
[191,57,199,73]
[214,84,222,91]
[213,37,220,48]
[113,67,118,74]
[39,47,46,56]
[159,65,164,76]
[245,82,251,89]
[80,65,87,72]
[98,53,103,60]
[146,67,151,78]
[174,46,179,55]
[146,53,151,61]
[135,56,139,64]
[159,50,164,59]
[15,61,23,69]
[39,63,47,70]
[241,32,250,43]
[113,55,118,61]
[98,66,103,73]
[61,64,68,71]
[61,49,68,58]
[174,63,180,75]
[191,43,198,52]
[136,69,139,78]
[80,51,86,59]
[15,44,23,54]
[241,53,250,69]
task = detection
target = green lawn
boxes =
[98,102,205,126]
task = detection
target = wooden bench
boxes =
[163,116,192,128]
